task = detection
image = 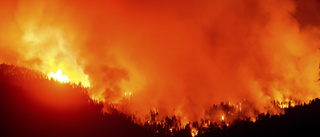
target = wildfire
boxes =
[124,91,132,97]
[1,1,320,136]
[276,99,297,109]
[48,69,70,83]
[191,128,198,137]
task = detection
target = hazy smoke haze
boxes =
[1,0,320,121]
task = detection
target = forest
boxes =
[0,63,319,137]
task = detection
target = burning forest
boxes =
[1,0,320,137]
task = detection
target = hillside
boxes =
[0,64,156,137]
[0,63,320,137]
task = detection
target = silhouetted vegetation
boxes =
[197,99,320,137]
[0,63,320,137]
[0,64,156,137]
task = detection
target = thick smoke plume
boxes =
[1,0,320,122]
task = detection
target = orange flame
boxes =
[0,0,320,128]
[48,69,69,83]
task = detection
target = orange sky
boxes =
[1,0,320,121]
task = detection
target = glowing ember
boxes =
[124,91,132,97]
[221,115,225,121]
[48,69,70,83]
[191,128,198,137]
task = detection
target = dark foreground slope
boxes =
[0,64,156,137]
[198,99,320,137]
[1,63,320,137]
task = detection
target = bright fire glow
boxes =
[48,69,70,83]
[191,128,198,137]
[1,0,320,131]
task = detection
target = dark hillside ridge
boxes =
[0,64,156,137]
[0,63,320,137]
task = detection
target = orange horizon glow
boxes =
[1,0,320,125]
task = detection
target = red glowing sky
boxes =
[1,0,320,121]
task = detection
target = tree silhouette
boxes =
[1,63,320,137]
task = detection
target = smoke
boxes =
[1,0,320,121]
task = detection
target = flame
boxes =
[124,91,132,97]
[1,0,320,128]
[221,115,225,121]
[276,99,297,109]
[191,128,198,137]
[48,69,70,83]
